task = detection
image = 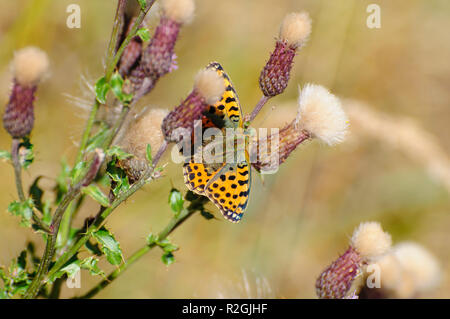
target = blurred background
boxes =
[0,0,449,298]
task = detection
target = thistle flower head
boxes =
[162,66,225,142]
[316,221,392,299]
[13,47,49,87]
[117,108,168,182]
[259,12,311,97]
[351,221,392,261]
[3,47,49,138]
[161,0,195,24]
[295,84,349,146]
[279,12,312,49]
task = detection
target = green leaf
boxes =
[29,176,44,213]
[106,161,130,196]
[95,76,109,104]
[146,233,158,245]
[169,188,184,215]
[146,144,152,164]
[8,199,34,228]
[70,161,86,184]
[110,72,133,104]
[93,228,123,266]
[82,185,110,207]
[49,260,81,282]
[0,150,11,162]
[80,257,105,278]
[137,28,150,41]
[161,252,175,266]
[137,0,146,10]
[86,123,110,153]
[106,146,133,160]
[19,138,34,169]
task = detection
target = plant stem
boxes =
[77,202,199,299]
[246,95,270,123]
[75,100,100,164]
[11,138,25,201]
[46,141,169,287]
[105,0,157,81]
[11,138,50,233]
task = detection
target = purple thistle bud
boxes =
[252,120,310,173]
[259,41,296,97]
[259,12,311,97]
[119,17,143,77]
[3,82,37,138]
[3,47,49,139]
[316,246,363,299]
[162,67,224,143]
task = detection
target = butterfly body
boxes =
[183,62,251,223]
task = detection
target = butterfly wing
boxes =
[203,62,243,129]
[203,161,251,223]
[183,62,251,223]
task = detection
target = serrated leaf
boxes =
[8,199,34,228]
[86,123,110,153]
[161,252,175,266]
[137,28,150,41]
[169,189,184,215]
[19,138,34,169]
[93,228,123,266]
[49,260,81,282]
[29,176,44,213]
[106,146,133,160]
[110,72,133,104]
[95,77,109,104]
[80,257,105,278]
[146,144,152,164]
[106,162,130,196]
[137,0,146,10]
[82,185,110,207]
[0,150,11,162]
[146,233,157,245]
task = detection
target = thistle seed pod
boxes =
[3,47,49,138]
[316,222,392,299]
[162,67,224,143]
[259,12,311,97]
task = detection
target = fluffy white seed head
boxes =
[393,242,442,295]
[351,222,392,261]
[279,12,312,48]
[295,84,349,146]
[194,68,224,105]
[161,0,195,24]
[120,108,169,159]
[13,46,49,86]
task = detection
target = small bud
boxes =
[295,84,349,146]
[81,148,105,187]
[316,246,363,299]
[259,12,311,97]
[117,108,168,182]
[3,47,49,138]
[131,0,195,99]
[162,66,224,142]
[252,121,311,173]
[119,17,143,76]
[316,222,392,299]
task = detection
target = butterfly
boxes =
[183,62,251,223]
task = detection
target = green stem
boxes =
[75,100,100,164]
[77,204,198,299]
[46,141,168,285]
[11,138,50,233]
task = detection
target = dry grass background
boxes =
[0,0,449,298]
